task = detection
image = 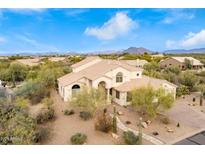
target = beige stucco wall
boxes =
[112,89,128,106]
[92,76,112,89]
[160,58,184,69]
[105,67,142,87]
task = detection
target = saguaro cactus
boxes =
[138,117,143,145]
[112,106,117,133]
[200,95,203,106]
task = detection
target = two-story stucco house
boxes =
[57,56,177,106]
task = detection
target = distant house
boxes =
[48,57,66,62]
[159,57,204,70]
[58,56,177,106]
[120,59,148,68]
[16,58,42,66]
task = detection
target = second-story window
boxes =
[116,72,123,83]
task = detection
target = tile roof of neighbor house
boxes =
[58,59,143,87]
[114,76,177,92]
[16,58,42,66]
[48,57,65,62]
[120,59,148,66]
[71,56,101,68]
[171,57,204,66]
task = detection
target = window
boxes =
[72,84,80,97]
[116,91,120,99]
[116,72,123,83]
[109,88,112,95]
[126,92,132,102]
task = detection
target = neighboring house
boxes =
[48,57,66,62]
[160,57,204,70]
[58,56,177,106]
[120,59,148,68]
[16,58,42,66]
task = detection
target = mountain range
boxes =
[0,47,205,56]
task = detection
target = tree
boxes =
[131,86,174,118]
[70,86,107,115]
[196,84,205,106]
[0,100,37,144]
[184,58,192,69]
[179,71,198,91]
[8,62,28,87]
[176,85,190,97]
[143,62,160,72]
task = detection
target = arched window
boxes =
[72,84,80,97]
[116,72,123,83]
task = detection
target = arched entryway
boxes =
[72,84,80,97]
[98,81,106,96]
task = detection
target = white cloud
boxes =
[0,36,6,44]
[15,34,58,51]
[66,9,89,17]
[181,29,205,47]
[0,8,46,17]
[85,12,138,40]
[165,29,205,49]
[162,9,195,24]
[165,40,176,49]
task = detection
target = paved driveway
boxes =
[167,98,205,129]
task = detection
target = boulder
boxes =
[167,127,174,133]
[111,133,119,139]
[141,122,148,128]
[146,120,152,125]
[117,111,124,115]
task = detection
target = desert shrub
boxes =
[70,86,107,114]
[41,97,53,109]
[64,109,75,116]
[79,111,92,120]
[33,127,50,143]
[36,108,55,124]
[176,85,190,97]
[16,80,50,104]
[123,131,139,145]
[70,133,87,145]
[161,117,170,125]
[95,109,112,133]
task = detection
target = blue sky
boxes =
[0,8,205,54]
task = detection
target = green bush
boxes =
[79,111,92,120]
[36,108,55,124]
[33,127,50,143]
[64,109,75,116]
[70,133,87,145]
[123,131,139,145]
[95,109,112,133]
[161,117,170,125]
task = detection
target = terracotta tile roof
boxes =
[120,59,148,67]
[71,56,101,68]
[58,59,143,87]
[114,76,177,92]
[171,57,203,66]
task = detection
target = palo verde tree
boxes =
[70,86,107,115]
[179,70,198,92]
[8,62,28,87]
[184,58,193,69]
[131,86,174,118]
